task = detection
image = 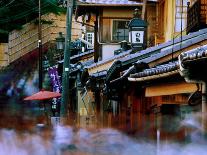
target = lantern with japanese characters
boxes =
[128,16,147,51]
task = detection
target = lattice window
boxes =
[175,0,188,32]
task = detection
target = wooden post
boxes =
[202,82,207,130]
[94,14,99,62]
[141,0,147,20]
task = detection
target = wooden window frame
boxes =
[111,19,130,42]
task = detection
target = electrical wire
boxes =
[0,0,16,8]
[0,2,52,23]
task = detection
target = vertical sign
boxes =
[48,66,62,116]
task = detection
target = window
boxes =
[175,0,188,32]
[112,20,129,42]
[86,32,94,49]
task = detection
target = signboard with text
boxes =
[131,31,144,44]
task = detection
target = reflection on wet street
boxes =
[0,98,207,155]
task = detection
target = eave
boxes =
[106,28,207,83]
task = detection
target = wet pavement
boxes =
[0,60,207,154]
[0,96,207,155]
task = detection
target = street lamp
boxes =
[56,32,65,50]
[55,32,65,60]
[128,8,148,52]
[38,0,43,90]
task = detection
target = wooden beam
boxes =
[145,82,197,97]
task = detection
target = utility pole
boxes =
[61,0,74,116]
[38,0,43,90]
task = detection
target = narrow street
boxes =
[0,80,206,155]
[1,0,207,154]
[0,31,206,155]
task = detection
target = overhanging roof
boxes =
[77,0,146,6]
[86,50,131,71]
[128,61,179,82]
[179,45,207,66]
[106,28,207,84]
[178,45,207,82]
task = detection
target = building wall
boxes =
[99,7,135,60]
[7,13,82,64]
[145,82,197,97]
[156,0,189,43]
[146,3,158,46]
[102,44,121,60]
[164,0,175,41]
[0,43,8,67]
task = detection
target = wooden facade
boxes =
[77,1,159,61]
[7,13,82,64]
[74,0,204,80]
[98,6,139,60]
[156,0,187,43]
[0,43,8,67]
[187,0,207,33]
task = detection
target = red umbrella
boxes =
[24,90,61,101]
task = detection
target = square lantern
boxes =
[55,32,65,50]
[128,18,147,51]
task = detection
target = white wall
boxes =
[101,44,121,60]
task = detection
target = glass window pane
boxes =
[175,19,186,32]
[112,20,129,42]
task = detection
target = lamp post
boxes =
[56,32,65,50]
[128,8,148,52]
[55,32,65,60]
[38,0,43,90]
[61,0,75,117]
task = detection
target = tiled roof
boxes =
[120,29,207,64]
[70,50,94,60]
[106,28,207,82]
[58,50,94,63]
[78,0,143,6]
[128,61,179,81]
[91,70,107,78]
[85,28,207,83]
[178,45,207,82]
[179,45,207,65]
[86,50,131,70]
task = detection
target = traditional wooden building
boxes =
[0,43,8,67]
[76,0,158,62]
[1,13,83,66]
[74,0,207,131]
[187,0,207,34]
[178,44,207,129]
[82,28,207,122]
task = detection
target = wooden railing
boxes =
[7,13,82,64]
[187,0,207,33]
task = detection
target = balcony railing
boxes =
[187,0,207,33]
